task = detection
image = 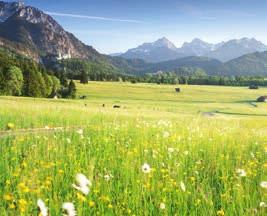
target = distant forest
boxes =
[1,49,267,99]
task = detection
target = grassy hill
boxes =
[221,51,267,76]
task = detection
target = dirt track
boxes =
[0,126,83,138]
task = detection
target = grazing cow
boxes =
[249,85,259,90]
[175,88,181,93]
[257,96,267,102]
[113,105,121,109]
[80,95,87,99]
[102,104,105,107]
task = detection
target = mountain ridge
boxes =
[117,37,267,63]
[1,1,267,77]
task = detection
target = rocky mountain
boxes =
[120,37,185,63]
[0,1,104,63]
[118,37,267,63]
[0,1,23,21]
[177,38,215,56]
[1,1,267,77]
[206,38,267,62]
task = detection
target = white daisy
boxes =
[72,173,92,195]
[76,129,83,135]
[163,131,170,138]
[180,181,186,192]
[184,151,189,156]
[37,199,48,216]
[142,163,151,174]
[260,181,267,189]
[168,148,174,153]
[62,202,76,216]
[260,202,267,208]
[236,169,246,177]
[159,202,166,210]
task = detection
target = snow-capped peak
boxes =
[152,37,177,50]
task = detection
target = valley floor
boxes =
[0,82,266,215]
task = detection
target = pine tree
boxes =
[68,80,76,99]
[80,70,89,84]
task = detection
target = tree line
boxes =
[2,51,267,100]
[0,49,77,98]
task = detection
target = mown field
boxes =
[0,82,266,215]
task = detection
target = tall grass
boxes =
[0,82,266,215]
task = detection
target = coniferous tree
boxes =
[80,70,89,84]
[68,80,76,99]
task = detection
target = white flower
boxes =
[260,202,267,208]
[184,151,189,156]
[159,202,166,210]
[168,148,174,153]
[180,181,186,192]
[163,131,170,138]
[72,173,92,195]
[37,199,48,216]
[62,202,76,216]
[142,163,151,174]
[104,174,113,181]
[66,138,71,144]
[76,129,83,135]
[236,169,247,177]
[260,181,267,189]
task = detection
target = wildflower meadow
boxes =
[0,82,266,215]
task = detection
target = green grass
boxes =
[0,82,266,215]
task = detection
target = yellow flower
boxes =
[7,123,15,130]
[100,196,110,202]
[18,182,30,193]
[58,169,64,174]
[89,201,95,207]
[217,209,225,216]
[108,204,113,209]
[22,161,27,168]
[77,193,86,202]
[18,199,27,213]
[9,203,16,209]
[3,193,13,201]
[190,176,196,182]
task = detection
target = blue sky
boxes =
[7,0,267,54]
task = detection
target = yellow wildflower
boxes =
[77,193,86,202]
[3,193,13,201]
[89,201,95,207]
[9,203,16,209]
[217,209,225,216]
[18,199,27,213]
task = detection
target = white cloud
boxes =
[46,11,145,24]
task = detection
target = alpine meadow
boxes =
[0,1,267,216]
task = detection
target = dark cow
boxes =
[113,105,121,109]
[80,95,87,99]
[249,85,259,90]
[175,88,181,93]
[257,96,267,102]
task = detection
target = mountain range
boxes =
[119,37,267,63]
[0,1,267,77]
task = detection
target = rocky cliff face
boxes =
[0,1,102,62]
